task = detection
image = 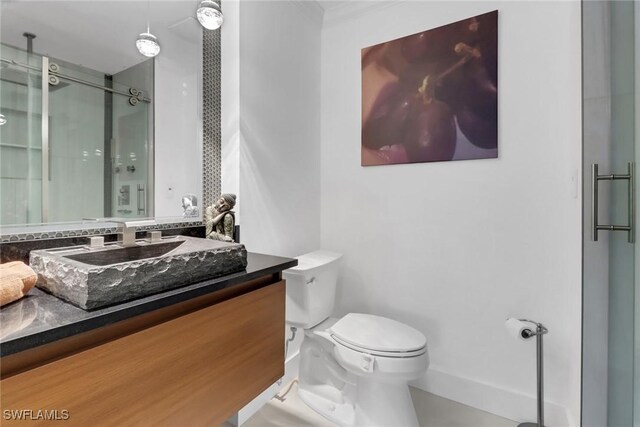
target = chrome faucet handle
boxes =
[147,230,162,243]
[88,236,105,249]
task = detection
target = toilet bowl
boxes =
[284,251,429,427]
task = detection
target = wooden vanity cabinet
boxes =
[0,278,285,426]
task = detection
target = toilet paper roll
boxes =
[505,318,533,341]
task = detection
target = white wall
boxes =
[320,2,582,426]
[222,1,322,424]
[221,0,241,209]
[237,0,322,257]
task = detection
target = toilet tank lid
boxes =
[286,250,342,272]
[330,313,426,353]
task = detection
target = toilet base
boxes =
[298,385,356,426]
[298,377,419,427]
[353,377,419,427]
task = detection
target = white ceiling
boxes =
[312,0,397,24]
[0,0,201,75]
[314,0,350,10]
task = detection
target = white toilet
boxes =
[284,250,429,427]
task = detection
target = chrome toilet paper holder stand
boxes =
[515,319,549,427]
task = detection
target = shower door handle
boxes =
[137,184,146,216]
[591,162,635,243]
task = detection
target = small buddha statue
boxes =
[205,193,236,242]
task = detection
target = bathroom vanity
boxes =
[0,252,296,426]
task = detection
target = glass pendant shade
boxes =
[0,113,6,126]
[136,32,160,57]
[197,0,223,30]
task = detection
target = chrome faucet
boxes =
[111,219,157,247]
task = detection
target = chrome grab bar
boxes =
[591,162,635,243]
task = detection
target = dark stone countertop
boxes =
[0,252,297,357]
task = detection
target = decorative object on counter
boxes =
[505,317,549,427]
[361,10,498,166]
[0,261,37,307]
[30,236,247,310]
[205,193,236,242]
[182,194,200,218]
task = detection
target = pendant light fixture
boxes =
[196,0,223,30]
[136,0,160,57]
[136,31,160,57]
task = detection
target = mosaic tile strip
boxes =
[0,222,206,243]
[0,27,222,243]
[202,23,222,210]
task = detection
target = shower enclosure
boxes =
[582,1,638,426]
[0,41,153,226]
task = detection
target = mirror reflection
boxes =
[0,1,204,227]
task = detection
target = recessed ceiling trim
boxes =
[288,0,324,25]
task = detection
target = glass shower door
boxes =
[111,81,150,219]
[47,58,107,222]
[0,44,43,225]
[606,2,637,425]
[582,1,637,426]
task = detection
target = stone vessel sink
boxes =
[30,236,248,310]
[64,240,185,266]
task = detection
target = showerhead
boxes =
[22,32,36,53]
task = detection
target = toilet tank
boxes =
[283,250,342,329]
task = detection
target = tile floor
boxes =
[223,380,517,427]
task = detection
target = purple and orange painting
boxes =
[361,11,498,166]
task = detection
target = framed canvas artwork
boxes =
[361,11,498,166]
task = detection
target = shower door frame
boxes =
[41,56,49,222]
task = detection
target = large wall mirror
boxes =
[0,1,204,233]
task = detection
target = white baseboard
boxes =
[411,368,571,427]
[227,351,301,426]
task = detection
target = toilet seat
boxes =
[332,335,427,358]
[329,313,427,358]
